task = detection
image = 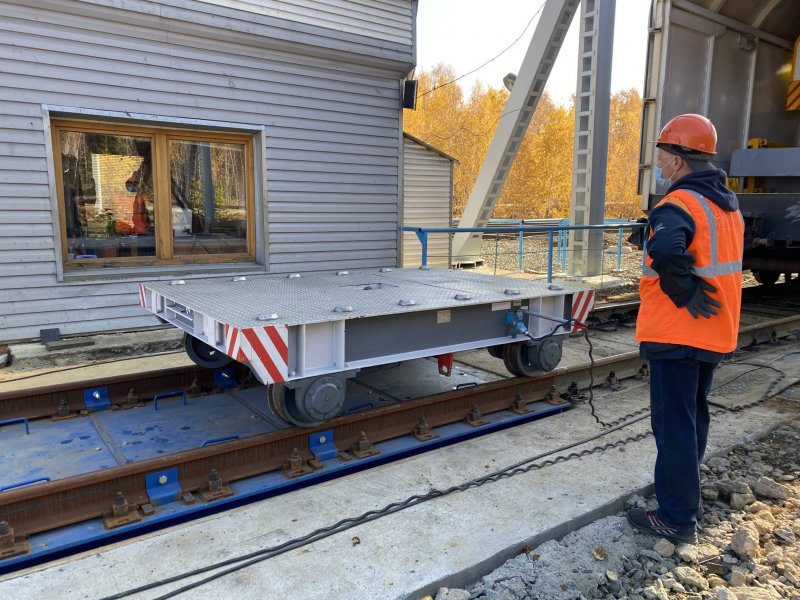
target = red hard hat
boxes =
[657,113,717,155]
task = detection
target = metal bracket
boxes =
[544,385,568,405]
[413,416,438,441]
[83,387,110,412]
[465,404,490,427]
[281,448,322,479]
[0,521,30,558]
[309,429,338,461]
[605,371,623,391]
[102,491,143,530]
[350,431,380,459]
[145,468,182,506]
[199,469,235,503]
[511,392,531,415]
[436,353,455,376]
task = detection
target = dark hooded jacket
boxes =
[640,165,740,363]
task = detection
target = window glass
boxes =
[169,140,248,256]
[59,131,156,259]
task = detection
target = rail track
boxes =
[0,282,798,569]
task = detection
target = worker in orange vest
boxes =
[628,114,744,544]
[125,160,152,235]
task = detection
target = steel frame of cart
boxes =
[140,268,595,426]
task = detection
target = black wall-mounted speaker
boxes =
[403,80,418,110]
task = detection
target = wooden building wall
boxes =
[0,0,415,342]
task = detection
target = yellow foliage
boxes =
[404,65,644,220]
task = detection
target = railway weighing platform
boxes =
[0,354,569,572]
[1,322,798,599]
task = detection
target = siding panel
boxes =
[401,137,453,268]
[0,0,410,341]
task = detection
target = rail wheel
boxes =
[487,345,504,359]
[184,333,234,369]
[267,377,346,427]
[502,339,563,377]
[753,270,780,285]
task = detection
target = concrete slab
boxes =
[1,337,797,600]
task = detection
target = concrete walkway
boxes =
[0,331,798,600]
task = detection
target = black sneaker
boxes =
[626,508,698,544]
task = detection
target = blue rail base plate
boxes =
[0,400,568,573]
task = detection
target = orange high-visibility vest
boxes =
[636,189,744,354]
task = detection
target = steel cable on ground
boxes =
[100,348,799,600]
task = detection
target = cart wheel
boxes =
[502,343,524,377]
[753,270,780,285]
[267,377,345,427]
[184,333,234,369]
[503,339,563,377]
[487,345,504,359]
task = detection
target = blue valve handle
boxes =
[505,309,530,339]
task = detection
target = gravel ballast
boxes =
[431,418,800,600]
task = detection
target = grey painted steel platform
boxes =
[142,268,582,328]
[141,268,593,386]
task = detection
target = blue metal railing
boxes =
[402,222,648,283]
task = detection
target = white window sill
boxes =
[61,262,267,283]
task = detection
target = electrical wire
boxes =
[416,1,547,101]
[100,348,799,599]
[102,414,652,600]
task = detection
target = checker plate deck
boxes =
[143,268,579,328]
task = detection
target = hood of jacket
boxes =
[667,165,739,211]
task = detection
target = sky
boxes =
[415,0,652,104]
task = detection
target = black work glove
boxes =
[627,217,648,250]
[685,279,722,319]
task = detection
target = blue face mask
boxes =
[654,166,671,187]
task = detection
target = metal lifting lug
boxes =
[199,468,235,503]
[511,392,531,415]
[465,404,489,427]
[544,385,568,406]
[102,491,143,530]
[437,352,455,376]
[350,431,380,459]
[413,416,438,441]
[605,371,623,391]
[281,448,319,479]
[0,520,30,559]
[636,364,650,381]
[52,397,76,421]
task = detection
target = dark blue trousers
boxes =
[649,357,716,530]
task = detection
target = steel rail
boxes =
[0,374,555,538]
[0,364,250,422]
[2,309,798,541]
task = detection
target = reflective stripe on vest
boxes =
[642,190,742,280]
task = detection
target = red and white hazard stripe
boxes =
[224,324,248,364]
[223,323,288,383]
[570,290,595,333]
[239,325,289,384]
[138,284,147,308]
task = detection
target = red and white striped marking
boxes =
[570,290,595,332]
[138,284,147,308]
[225,324,288,384]
[224,324,248,364]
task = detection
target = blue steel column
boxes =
[567,0,616,276]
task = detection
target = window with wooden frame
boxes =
[52,119,256,269]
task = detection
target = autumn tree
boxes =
[404,66,644,220]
